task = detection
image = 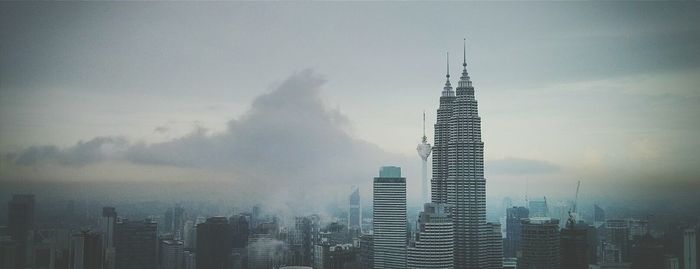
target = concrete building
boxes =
[70,231,102,269]
[407,203,454,269]
[196,217,233,269]
[560,222,589,269]
[373,166,407,269]
[159,240,183,269]
[607,219,631,262]
[101,207,116,269]
[115,219,158,269]
[518,218,560,269]
[684,228,697,269]
[505,206,529,258]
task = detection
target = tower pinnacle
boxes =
[459,38,472,88]
[442,52,455,96]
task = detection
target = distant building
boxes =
[666,255,680,269]
[528,199,549,218]
[372,166,407,269]
[159,240,183,269]
[313,243,358,269]
[196,217,233,269]
[359,234,373,269]
[561,222,589,269]
[607,219,631,262]
[518,218,560,269]
[8,194,34,269]
[594,204,605,227]
[630,233,664,269]
[182,220,195,250]
[407,203,453,269]
[70,231,102,269]
[348,186,361,233]
[101,207,117,269]
[684,228,697,269]
[628,219,649,241]
[183,250,195,269]
[505,206,529,258]
[115,219,158,269]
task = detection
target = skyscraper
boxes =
[594,204,605,227]
[115,219,158,269]
[518,218,560,269]
[416,112,432,206]
[70,231,103,269]
[407,203,454,269]
[101,207,116,269]
[196,217,234,269]
[8,194,34,269]
[505,206,529,258]
[431,41,494,269]
[606,219,631,262]
[348,185,361,232]
[484,222,503,269]
[373,166,407,269]
[684,228,697,269]
[560,222,589,269]
[159,240,184,269]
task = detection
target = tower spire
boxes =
[463,38,467,68]
[458,38,472,88]
[422,111,427,143]
[442,52,454,96]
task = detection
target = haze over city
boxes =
[0,2,699,269]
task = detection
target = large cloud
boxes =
[3,70,403,208]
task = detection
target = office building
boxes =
[101,207,116,269]
[685,228,697,269]
[484,222,503,269]
[607,219,631,262]
[359,234,373,269]
[561,222,589,269]
[348,185,361,232]
[196,217,233,269]
[70,231,102,269]
[160,240,184,269]
[505,206,529,258]
[518,218,560,269]
[115,219,158,269]
[373,166,407,269]
[407,203,454,269]
[528,199,549,218]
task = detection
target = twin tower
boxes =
[418,41,501,269]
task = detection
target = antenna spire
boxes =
[446,52,450,79]
[422,111,427,142]
[463,38,467,67]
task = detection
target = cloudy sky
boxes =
[1,2,699,208]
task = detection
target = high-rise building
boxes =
[70,231,102,269]
[430,42,495,269]
[159,240,184,269]
[416,112,432,206]
[8,194,35,269]
[182,220,195,250]
[373,166,407,269]
[505,206,529,258]
[561,222,589,269]
[407,203,454,269]
[313,243,358,269]
[607,219,631,262]
[359,234,374,269]
[348,185,361,232]
[631,233,664,269]
[518,218,560,269]
[101,207,116,269]
[196,217,233,269]
[684,228,697,269]
[115,219,158,269]
[528,199,549,218]
[594,204,605,227]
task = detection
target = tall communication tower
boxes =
[416,111,432,205]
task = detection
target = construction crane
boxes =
[567,180,581,228]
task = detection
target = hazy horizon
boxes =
[1,2,699,211]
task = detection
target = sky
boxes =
[1,2,699,210]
